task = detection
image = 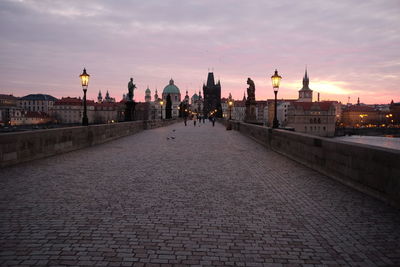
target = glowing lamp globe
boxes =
[79,68,90,90]
[271,69,282,92]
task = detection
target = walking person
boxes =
[212,116,215,127]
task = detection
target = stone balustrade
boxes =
[223,120,400,208]
[0,119,179,168]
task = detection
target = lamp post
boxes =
[228,93,234,120]
[271,69,282,128]
[79,68,90,126]
[160,100,164,119]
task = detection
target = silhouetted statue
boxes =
[245,77,256,122]
[246,78,255,102]
[128,78,136,101]
[125,77,136,121]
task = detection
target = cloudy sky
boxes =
[0,0,399,104]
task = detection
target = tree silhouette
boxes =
[166,94,172,119]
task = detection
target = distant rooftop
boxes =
[0,94,18,101]
[20,94,58,101]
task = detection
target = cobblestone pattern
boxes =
[1,121,400,266]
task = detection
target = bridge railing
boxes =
[0,119,180,168]
[222,119,400,208]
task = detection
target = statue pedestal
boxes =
[125,101,135,121]
[245,101,257,122]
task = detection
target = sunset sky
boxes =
[0,0,399,104]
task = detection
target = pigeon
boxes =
[172,129,176,132]
[171,137,175,139]
[166,137,170,140]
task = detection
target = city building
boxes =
[264,99,296,127]
[10,111,52,126]
[145,87,151,103]
[389,100,400,126]
[93,102,118,124]
[203,72,222,117]
[191,90,203,114]
[135,102,151,121]
[18,94,58,113]
[162,79,181,118]
[287,70,337,136]
[149,89,162,120]
[0,94,19,126]
[276,100,295,127]
[50,97,95,124]
[287,101,337,137]
[341,104,382,127]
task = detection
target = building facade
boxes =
[389,100,400,125]
[10,111,52,126]
[191,90,203,114]
[287,70,337,136]
[0,94,19,126]
[287,101,337,137]
[18,94,58,113]
[341,104,381,127]
[145,87,151,103]
[162,79,181,118]
[50,97,95,124]
[264,99,296,127]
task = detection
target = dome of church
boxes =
[163,79,180,94]
[145,88,151,93]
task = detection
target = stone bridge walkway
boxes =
[1,121,400,266]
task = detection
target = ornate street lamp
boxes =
[271,69,282,128]
[79,68,90,126]
[228,93,234,120]
[160,100,164,120]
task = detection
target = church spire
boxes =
[302,67,310,90]
[298,67,313,102]
[97,90,102,103]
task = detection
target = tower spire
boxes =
[305,65,308,80]
[302,67,310,90]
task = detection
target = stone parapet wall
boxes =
[0,119,179,168]
[223,120,400,208]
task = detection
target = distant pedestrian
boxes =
[212,116,215,127]
[203,117,205,123]
[184,117,187,126]
[194,120,196,127]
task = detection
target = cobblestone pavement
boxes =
[1,121,400,267]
